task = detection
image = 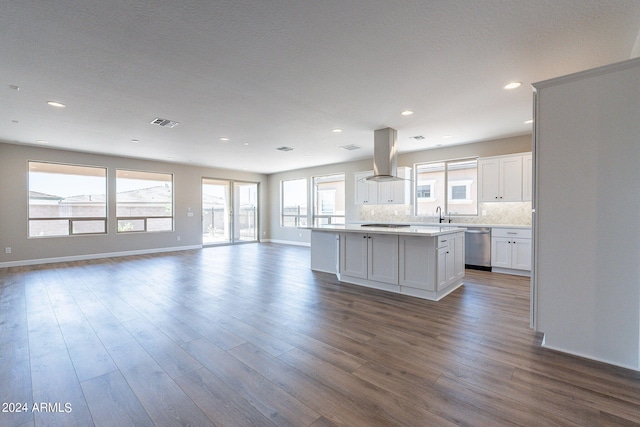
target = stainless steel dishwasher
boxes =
[465,227,492,271]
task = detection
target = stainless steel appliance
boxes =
[465,227,491,270]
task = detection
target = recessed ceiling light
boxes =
[524,119,533,124]
[332,128,343,133]
[244,142,249,146]
[47,101,66,108]
[503,82,522,90]
[9,84,20,91]
[442,135,452,139]
[220,137,229,141]
[131,139,140,143]
[36,140,48,144]
[401,110,414,116]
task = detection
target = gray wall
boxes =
[0,142,268,266]
[267,134,532,245]
[533,58,640,370]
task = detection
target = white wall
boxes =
[534,58,640,370]
[267,134,532,245]
[0,142,268,266]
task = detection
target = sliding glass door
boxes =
[202,178,258,245]
[233,181,258,242]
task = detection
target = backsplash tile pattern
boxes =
[358,202,532,226]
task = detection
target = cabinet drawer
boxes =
[437,236,450,248]
[492,228,531,239]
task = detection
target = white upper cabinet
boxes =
[355,167,411,205]
[377,167,411,204]
[478,153,531,202]
[354,171,378,205]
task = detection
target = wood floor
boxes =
[1,243,639,427]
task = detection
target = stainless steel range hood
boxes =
[366,127,403,181]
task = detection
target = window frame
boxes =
[116,169,174,233]
[28,161,108,238]
[414,157,478,217]
[312,173,345,225]
[280,177,308,227]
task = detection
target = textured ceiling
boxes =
[1,1,639,173]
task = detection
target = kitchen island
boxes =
[305,224,466,301]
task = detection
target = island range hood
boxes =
[366,127,403,181]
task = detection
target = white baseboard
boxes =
[541,334,639,372]
[262,239,311,247]
[0,245,202,268]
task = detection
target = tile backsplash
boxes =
[358,202,532,226]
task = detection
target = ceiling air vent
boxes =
[411,135,425,140]
[276,146,294,152]
[339,144,362,151]
[150,117,180,128]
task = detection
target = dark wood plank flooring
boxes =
[1,243,640,426]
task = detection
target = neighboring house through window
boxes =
[28,161,107,237]
[281,178,308,227]
[313,173,345,225]
[415,158,478,216]
[116,169,173,232]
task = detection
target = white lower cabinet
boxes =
[339,232,399,286]
[399,232,465,299]
[491,228,532,274]
[436,233,464,291]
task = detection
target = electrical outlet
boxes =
[177,236,181,241]
[5,247,11,254]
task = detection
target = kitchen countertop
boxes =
[349,222,531,229]
[303,224,466,236]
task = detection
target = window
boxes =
[281,178,307,227]
[415,158,477,216]
[28,161,107,237]
[116,170,173,232]
[313,173,345,225]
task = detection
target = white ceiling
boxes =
[1,1,639,174]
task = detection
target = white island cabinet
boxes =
[340,232,399,291]
[399,233,464,300]
[306,224,465,301]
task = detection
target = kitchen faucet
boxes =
[435,206,445,223]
